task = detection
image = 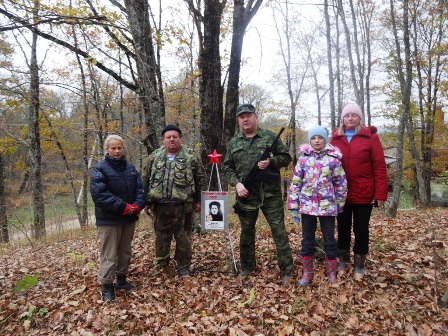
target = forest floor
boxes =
[0,207,447,335]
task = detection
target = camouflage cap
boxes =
[237,104,256,116]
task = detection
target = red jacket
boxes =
[331,126,388,204]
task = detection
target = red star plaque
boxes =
[207,149,223,165]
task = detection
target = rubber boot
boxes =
[115,275,134,290]
[298,256,314,286]
[102,283,115,302]
[337,249,350,271]
[354,254,366,280]
[325,258,337,284]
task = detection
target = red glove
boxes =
[131,204,141,215]
[122,203,132,215]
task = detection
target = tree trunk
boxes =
[333,0,343,126]
[0,154,9,243]
[386,0,412,218]
[73,25,89,228]
[198,0,225,169]
[337,0,361,109]
[348,0,364,113]
[324,0,336,130]
[29,5,45,239]
[124,0,165,153]
[223,0,264,146]
[412,1,445,207]
[359,1,373,125]
[271,0,309,164]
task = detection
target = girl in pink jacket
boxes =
[288,126,347,286]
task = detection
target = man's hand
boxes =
[236,182,249,198]
[257,158,270,170]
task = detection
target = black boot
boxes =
[337,249,350,271]
[102,283,115,302]
[115,275,134,290]
[354,254,366,280]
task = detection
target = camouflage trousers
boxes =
[238,195,293,275]
[153,203,193,271]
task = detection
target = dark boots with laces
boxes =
[102,283,115,302]
[115,275,135,290]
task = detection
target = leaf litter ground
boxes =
[0,208,447,335]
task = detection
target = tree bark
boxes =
[73,24,89,228]
[324,0,336,130]
[29,4,45,239]
[0,154,9,243]
[223,0,264,145]
[386,0,412,218]
[124,0,165,153]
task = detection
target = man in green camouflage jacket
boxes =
[223,104,293,284]
[142,125,206,276]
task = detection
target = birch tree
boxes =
[28,1,45,239]
[386,0,412,217]
[270,0,310,164]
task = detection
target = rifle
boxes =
[233,127,285,216]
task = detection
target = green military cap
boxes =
[237,103,256,116]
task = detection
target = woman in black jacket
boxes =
[90,134,146,301]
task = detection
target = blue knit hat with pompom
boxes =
[308,125,329,144]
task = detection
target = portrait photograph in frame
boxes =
[201,191,229,231]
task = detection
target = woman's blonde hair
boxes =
[336,121,364,136]
[104,134,125,153]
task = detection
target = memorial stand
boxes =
[192,150,238,274]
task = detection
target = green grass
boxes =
[431,182,448,199]
[8,195,94,229]
[397,188,414,209]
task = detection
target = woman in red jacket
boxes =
[331,103,388,279]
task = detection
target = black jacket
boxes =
[90,154,147,225]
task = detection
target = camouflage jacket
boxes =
[223,128,292,197]
[142,145,206,204]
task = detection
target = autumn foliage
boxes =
[0,208,447,335]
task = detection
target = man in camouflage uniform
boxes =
[223,104,293,284]
[142,125,206,276]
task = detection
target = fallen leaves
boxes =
[0,208,447,335]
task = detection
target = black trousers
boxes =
[336,204,373,255]
[301,214,337,260]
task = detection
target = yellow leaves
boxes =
[0,137,17,155]
[237,287,255,308]
[4,98,22,111]
[107,40,116,49]
[85,56,97,65]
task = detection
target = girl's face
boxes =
[343,113,361,129]
[106,139,124,159]
[310,135,325,151]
